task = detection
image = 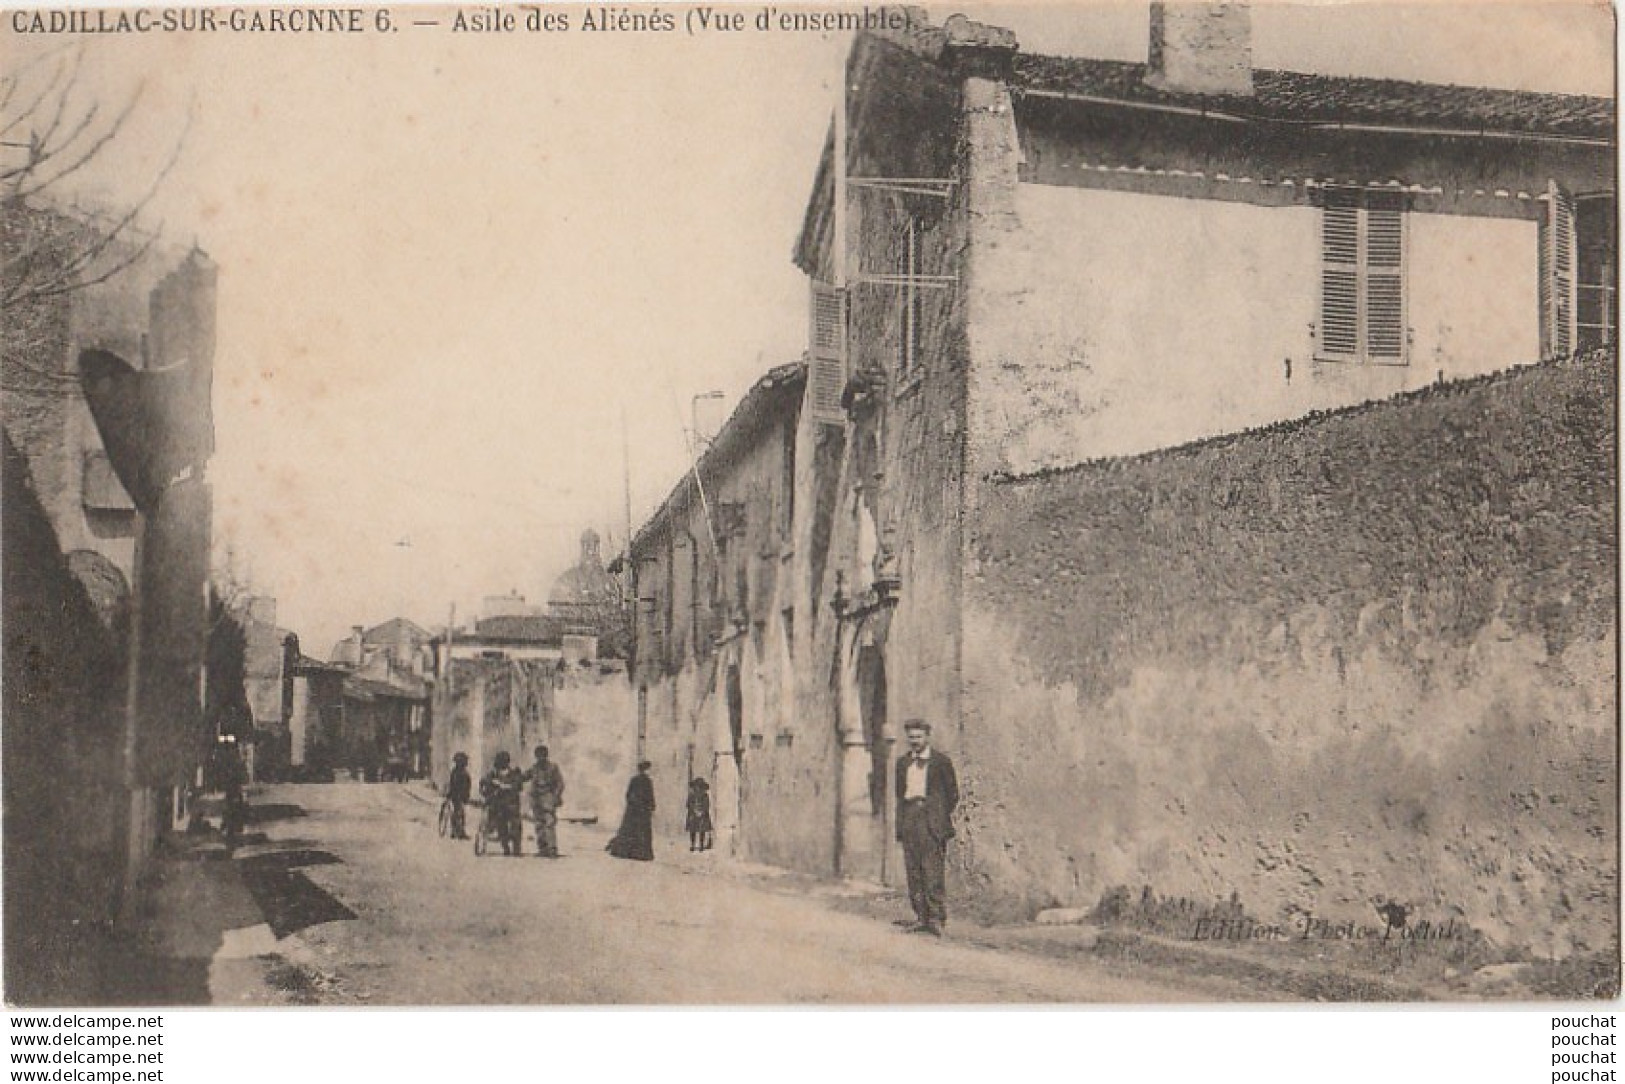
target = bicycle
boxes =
[437,798,453,838]
[473,804,493,856]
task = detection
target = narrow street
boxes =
[214,782,1252,1005]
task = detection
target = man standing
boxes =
[894,718,958,936]
[529,744,566,858]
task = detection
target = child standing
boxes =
[685,777,713,852]
[447,752,472,839]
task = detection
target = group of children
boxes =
[443,752,714,855]
[444,745,566,857]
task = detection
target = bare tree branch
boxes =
[24,52,87,162]
[27,226,159,302]
[0,41,83,117]
[14,98,102,187]
[2,48,190,418]
[11,85,144,201]
[0,52,70,140]
[1,51,187,316]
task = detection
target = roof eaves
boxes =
[631,362,806,554]
[1013,54,1615,142]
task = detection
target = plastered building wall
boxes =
[956,353,1615,955]
[781,34,972,884]
[972,184,1542,473]
[630,390,838,866]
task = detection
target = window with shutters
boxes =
[1540,182,1579,360]
[1318,188,1408,365]
[1575,193,1615,351]
[900,217,923,376]
[808,281,847,426]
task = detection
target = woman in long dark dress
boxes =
[608,761,656,861]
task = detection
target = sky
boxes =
[6,1,1614,654]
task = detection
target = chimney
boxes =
[1147,2,1254,98]
[246,595,277,628]
[940,13,1019,81]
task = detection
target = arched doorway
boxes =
[857,645,891,883]
[838,633,893,885]
[857,646,887,817]
[727,664,744,768]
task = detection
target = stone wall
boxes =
[958,352,1616,958]
[550,665,637,821]
[2,431,129,1003]
[431,658,554,787]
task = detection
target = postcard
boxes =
[2,0,1616,1009]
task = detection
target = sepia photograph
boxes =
[1,0,1617,1011]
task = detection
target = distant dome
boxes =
[547,529,618,633]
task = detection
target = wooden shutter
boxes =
[808,281,847,425]
[1320,190,1360,357]
[1541,181,1577,359]
[1365,191,1406,363]
[1320,187,1407,363]
[901,218,921,374]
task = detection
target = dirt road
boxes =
[232,782,1255,1005]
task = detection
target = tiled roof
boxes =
[364,616,431,645]
[1014,55,1615,140]
[344,673,428,702]
[631,362,806,555]
[472,614,561,644]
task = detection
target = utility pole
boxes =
[834,59,851,289]
[691,389,725,450]
[620,405,633,564]
[680,391,725,557]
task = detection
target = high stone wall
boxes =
[551,667,637,821]
[958,351,1616,958]
[431,659,554,788]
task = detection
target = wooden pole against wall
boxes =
[621,405,633,568]
[833,65,848,289]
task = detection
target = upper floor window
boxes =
[899,217,924,376]
[1542,184,1578,359]
[807,281,846,426]
[1575,193,1616,352]
[1319,187,1407,365]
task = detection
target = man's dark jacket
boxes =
[895,750,959,844]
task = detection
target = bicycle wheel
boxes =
[437,800,452,838]
[473,812,488,856]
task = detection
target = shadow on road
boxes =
[243,802,309,825]
[236,846,356,940]
[227,800,356,940]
